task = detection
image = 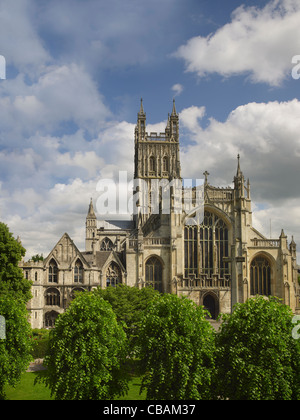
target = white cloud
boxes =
[0,63,111,147]
[0,0,50,72]
[174,0,300,86]
[171,83,184,97]
[180,106,206,133]
[179,99,300,253]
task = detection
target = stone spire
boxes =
[171,98,177,116]
[234,154,245,199]
[138,97,145,117]
[236,154,243,178]
[87,197,96,219]
[170,98,179,141]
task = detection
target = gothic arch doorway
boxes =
[203,294,219,320]
[145,256,163,293]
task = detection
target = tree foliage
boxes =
[0,222,32,302]
[214,296,300,400]
[136,293,216,400]
[0,295,32,400]
[31,254,44,262]
[94,284,159,343]
[42,292,129,400]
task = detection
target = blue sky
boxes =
[0,0,300,259]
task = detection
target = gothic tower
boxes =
[134,99,181,226]
[134,98,181,180]
[85,198,97,252]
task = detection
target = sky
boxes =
[0,0,300,261]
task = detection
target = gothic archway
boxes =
[250,255,272,296]
[48,259,58,283]
[45,288,60,306]
[203,294,219,320]
[74,259,84,283]
[145,256,163,293]
[184,210,230,280]
[100,238,114,251]
[106,262,121,287]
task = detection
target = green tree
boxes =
[0,222,32,302]
[94,284,159,343]
[136,293,216,400]
[42,292,129,400]
[31,254,44,262]
[214,296,300,400]
[0,295,32,400]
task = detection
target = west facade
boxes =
[22,100,300,328]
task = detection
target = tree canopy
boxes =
[136,293,216,400]
[0,222,32,302]
[42,292,129,400]
[0,222,33,399]
[214,296,300,400]
[94,284,159,343]
[0,295,32,399]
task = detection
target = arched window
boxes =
[45,288,60,306]
[100,238,114,251]
[145,257,163,293]
[106,262,121,287]
[74,260,84,283]
[149,156,155,172]
[250,256,271,296]
[45,311,59,328]
[184,211,229,279]
[203,294,219,320]
[163,156,169,172]
[49,259,58,283]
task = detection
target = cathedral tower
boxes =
[85,198,97,252]
[134,99,181,180]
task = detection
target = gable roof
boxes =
[44,232,90,268]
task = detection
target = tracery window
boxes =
[145,257,163,293]
[250,256,271,296]
[106,262,121,287]
[100,238,114,251]
[74,260,84,283]
[45,288,60,306]
[163,156,169,172]
[49,259,58,283]
[149,156,155,172]
[184,211,229,278]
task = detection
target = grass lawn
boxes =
[5,371,146,400]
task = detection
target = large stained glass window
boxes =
[184,211,229,278]
[250,256,271,296]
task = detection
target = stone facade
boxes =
[22,100,300,329]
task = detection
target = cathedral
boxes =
[22,100,300,329]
